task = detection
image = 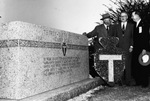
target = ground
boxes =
[67,85,150,101]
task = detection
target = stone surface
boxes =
[94,37,125,83]
[0,78,104,101]
[0,21,89,99]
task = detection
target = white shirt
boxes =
[121,22,127,30]
[136,19,141,27]
[104,24,109,30]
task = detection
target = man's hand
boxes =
[129,46,133,52]
[142,49,146,55]
[82,32,87,36]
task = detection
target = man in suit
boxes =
[131,11,150,88]
[83,13,113,51]
[83,13,113,78]
[111,11,134,86]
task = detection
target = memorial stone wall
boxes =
[0,21,89,99]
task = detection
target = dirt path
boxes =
[68,85,150,101]
[90,86,150,101]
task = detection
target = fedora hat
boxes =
[139,51,150,66]
[101,13,111,20]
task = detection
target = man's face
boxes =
[103,18,111,26]
[131,12,138,22]
[120,12,128,22]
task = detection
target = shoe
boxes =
[141,84,149,88]
[107,82,115,87]
[130,83,141,87]
[127,80,136,86]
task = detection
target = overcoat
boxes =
[132,20,150,87]
[86,24,113,51]
[111,22,134,85]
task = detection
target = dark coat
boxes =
[86,24,113,51]
[133,20,150,53]
[132,20,150,86]
[112,22,134,52]
[110,22,134,85]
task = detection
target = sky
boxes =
[0,0,114,34]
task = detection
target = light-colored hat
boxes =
[101,13,111,20]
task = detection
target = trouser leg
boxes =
[125,54,132,84]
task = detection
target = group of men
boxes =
[83,11,150,88]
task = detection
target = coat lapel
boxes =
[118,23,123,35]
[123,22,131,35]
[102,24,108,37]
[136,20,143,34]
[124,22,129,34]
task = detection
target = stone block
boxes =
[0,21,89,99]
[94,37,125,83]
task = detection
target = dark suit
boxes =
[86,24,113,51]
[132,20,150,87]
[86,24,113,78]
[112,22,134,85]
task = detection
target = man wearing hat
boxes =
[83,13,114,78]
[83,13,114,51]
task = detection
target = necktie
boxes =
[106,26,109,31]
[122,23,125,35]
[122,23,125,30]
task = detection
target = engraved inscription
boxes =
[43,57,81,76]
